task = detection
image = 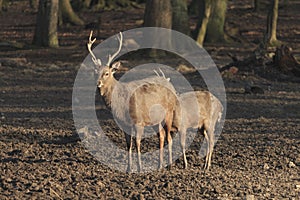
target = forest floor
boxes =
[0,0,300,199]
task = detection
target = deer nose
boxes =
[98,81,103,88]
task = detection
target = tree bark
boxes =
[33,0,59,47]
[144,0,172,28]
[188,0,200,15]
[144,0,172,57]
[171,0,190,35]
[254,0,261,11]
[0,0,3,12]
[195,0,212,46]
[265,0,279,46]
[205,0,227,43]
[59,0,84,26]
[30,0,39,11]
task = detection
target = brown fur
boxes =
[173,91,223,170]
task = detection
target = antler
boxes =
[153,68,170,81]
[87,31,102,66]
[107,32,123,67]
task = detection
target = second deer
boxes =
[173,91,223,170]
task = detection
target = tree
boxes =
[205,0,227,43]
[144,0,172,28]
[193,0,227,45]
[254,0,263,12]
[33,0,59,47]
[29,0,39,11]
[59,0,84,26]
[0,0,3,13]
[194,0,212,46]
[143,0,172,56]
[171,0,190,36]
[265,0,280,46]
[0,0,8,12]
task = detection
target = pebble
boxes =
[263,163,270,170]
[245,194,255,200]
[288,161,296,168]
[96,180,105,188]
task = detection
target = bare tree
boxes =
[59,0,84,26]
[254,0,262,12]
[171,0,190,35]
[0,0,7,12]
[0,0,3,12]
[29,0,39,11]
[193,0,227,45]
[144,0,172,56]
[144,0,172,28]
[194,0,212,46]
[33,0,59,47]
[205,0,228,43]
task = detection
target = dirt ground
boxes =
[0,0,300,199]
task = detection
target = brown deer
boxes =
[173,91,223,170]
[87,31,178,172]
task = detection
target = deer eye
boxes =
[105,72,109,76]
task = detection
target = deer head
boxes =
[87,31,123,95]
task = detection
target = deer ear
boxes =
[111,61,121,74]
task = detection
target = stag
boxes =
[87,31,178,172]
[173,91,223,170]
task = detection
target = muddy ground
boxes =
[0,0,300,199]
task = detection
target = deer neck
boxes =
[101,78,118,107]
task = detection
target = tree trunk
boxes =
[59,0,84,26]
[188,0,200,15]
[0,0,3,12]
[195,0,212,46]
[254,0,261,11]
[144,0,172,57]
[265,0,279,46]
[205,0,227,43]
[30,0,39,11]
[33,0,59,47]
[144,0,172,28]
[171,0,190,35]
[82,0,92,8]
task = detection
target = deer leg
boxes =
[206,126,215,171]
[158,123,165,170]
[165,115,173,170]
[125,132,132,173]
[203,129,210,170]
[135,125,143,172]
[180,128,187,169]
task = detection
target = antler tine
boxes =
[153,69,160,77]
[158,68,166,79]
[158,68,170,81]
[107,32,123,66]
[87,31,102,66]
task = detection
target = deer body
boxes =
[87,32,177,172]
[173,91,223,170]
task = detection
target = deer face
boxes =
[97,62,121,96]
[97,62,121,89]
